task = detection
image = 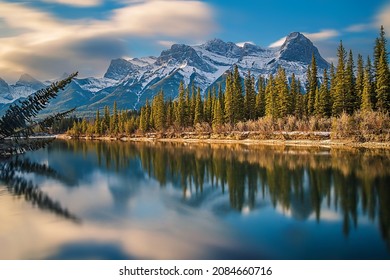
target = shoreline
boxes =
[56,134,390,149]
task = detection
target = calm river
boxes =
[0,140,389,259]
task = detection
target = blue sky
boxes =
[0,0,389,82]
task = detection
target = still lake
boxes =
[0,140,389,259]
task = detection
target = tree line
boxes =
[68,26,389,137]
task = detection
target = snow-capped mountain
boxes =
[0,32,329,116]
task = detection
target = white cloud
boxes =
[268,36,286,48]
[344,23,373,33]
[302,29,339,41]
[376,3,390,36]
[42,0,102,7]
[157,40,176,48]
[235,41,255,47]
[0,0,216,81]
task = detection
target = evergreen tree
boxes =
[166,98,174,127]
[224,72,234,124]
[376,49,390,112]
[365,56,376,109]
[189,84,196,126]
[244,71,256,120]
[345,50,356,114]
[355,54,364,110]
[204,89,212,124]
[317,69,331,117]
[233,65,244,122]
[361,65,373,112]
[194,87,203,125]
[276,66,291,117]
[256,75,266,118]
[175,82,186,127]
[95,109,101,135]
[332,41,347,116]
[294,79,305,119]
[265,74,278,118]
[218,83,225,118]
[374,26,388,82]
[329,62,336,110]
[103,106,110,133]
[153,90,166,130]
[307,54,318,115]
[110,101,119,134]
[212,99,223,130]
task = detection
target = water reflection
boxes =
[0,158,79,222]
[1,140,390,259]
[49,141,390,244]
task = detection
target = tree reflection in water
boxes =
[0,157,80,223]
[57,140,390,247]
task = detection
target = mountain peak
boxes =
[15,74,44,89]
[203,38,243,58]
[279,32,329,69]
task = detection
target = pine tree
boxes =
[212,99,223,130]
[329,62,336,110]
[307,54,318,115]
[194,87,203,125]
[218,83,225,118]
[365,56,376,109]
[265,74,278,118]
[355,54,364,110]
[189,84,196,126]
[110,101,119,134]
[294,79,305,119]
[374,26,388,82]
[345,50,356,114]
[256,75,266,118]
[361,65,373,112]
[233,65,244,122]
[175,81,186,127]
[244,71,256,120]
[103,106,110,133]
[376,49,390,112]
[204,89,212,124]
[317,69,331,117]
[166,98,174,127]
[95,109,101,135]
[332,41,347,116]
[276,66,291,117]
[224,72,234,124]
[154,90,166,130]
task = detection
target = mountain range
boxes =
[0,32,329,117]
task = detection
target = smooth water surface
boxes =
[0,140,389,259]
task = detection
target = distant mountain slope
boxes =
[0,32,329,117]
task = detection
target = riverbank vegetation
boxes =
[67,27,390,142]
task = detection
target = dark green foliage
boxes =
[0,72,77,140]
[332,41,347,116]
[0,73,77,157]
[256,75,266,118]
[307,54,318,115]
[244,71,256,120]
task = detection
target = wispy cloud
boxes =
[42,0,103,7]
[157,40,176,48]
[376,3,390,35]
[268,36,286,48]
[0,0,216,81]
[302,29,339,41]
[344,23,373,33]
